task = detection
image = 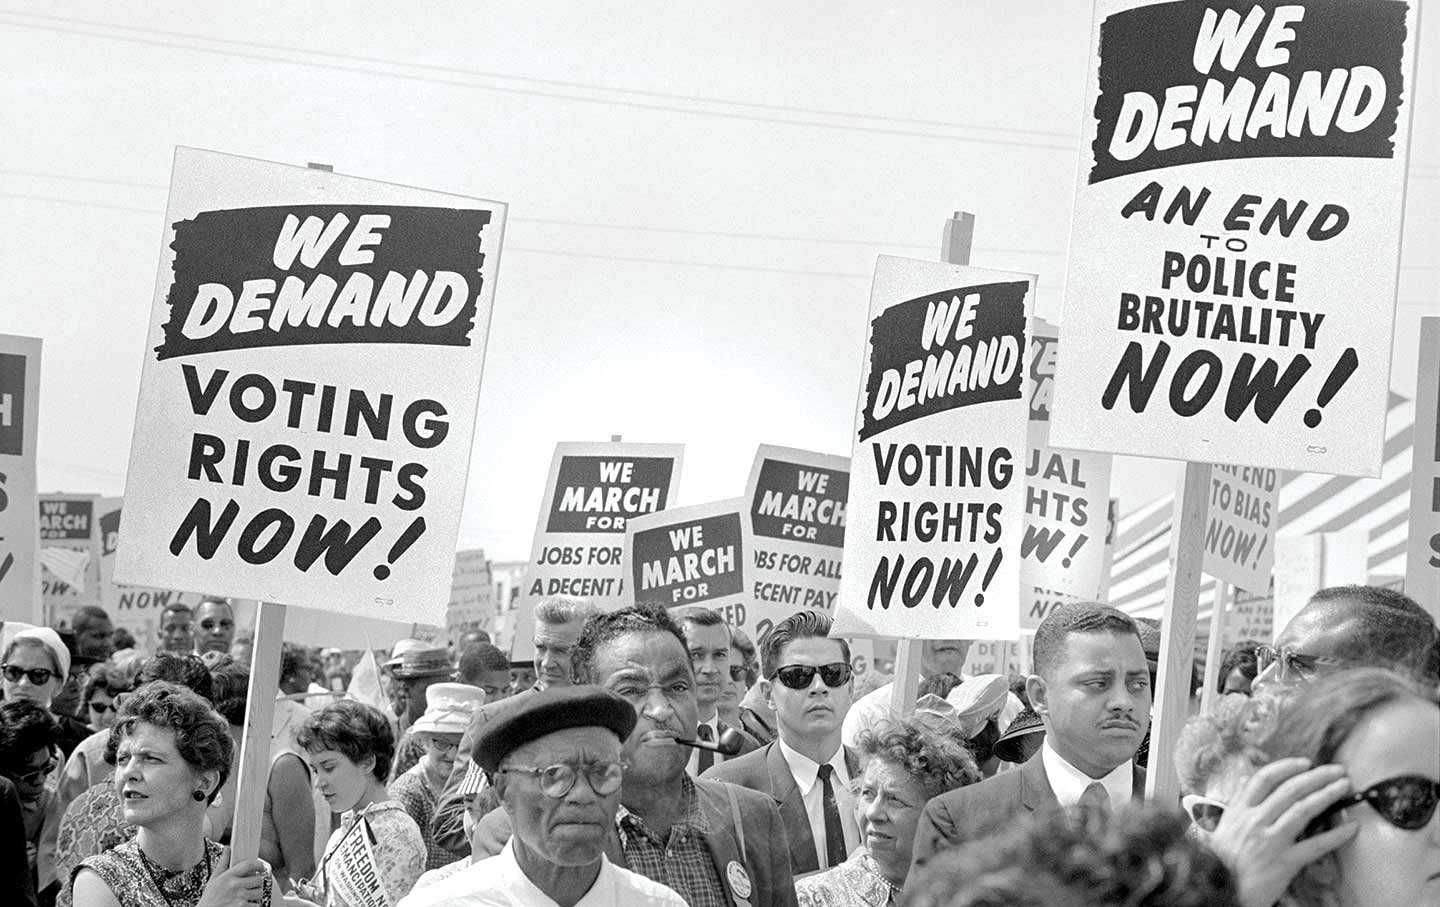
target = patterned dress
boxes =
[795,850,900,907]
[316,799,426,907]
[387,762,468,871]
[53,783,134,907]
[75,838,273,907]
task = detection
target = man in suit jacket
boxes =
[703,610,860,877]
[677,606,760,774]
[911,603,1152,879]
[567,602,799,907]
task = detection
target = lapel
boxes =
[764,742,818,872]
[1018,750,1057,813]
[694,781,749,907]
[843,745,860,779]
[1131,762,1147,802]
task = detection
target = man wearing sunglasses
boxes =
[912,603,1151,877]
[1255,584,1439,694]
[676,607,759,775]
[398,684,687,907]
[704,610,860,877]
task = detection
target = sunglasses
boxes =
[7,754,58,787]
[1180,793,1226,832]
[774,662,853,690]
[89,700,116,714]
[729,665,747,682]
[1,665,56,686]
[1305,775,1440,836]
[1254,646,1346,682]
[498,761,626,799]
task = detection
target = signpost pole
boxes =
[229,600,287,863]
[1200,579,1230,714]
[889,211,975,721]
[1145,463,1211,803]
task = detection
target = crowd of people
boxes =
[0,585,1434,907]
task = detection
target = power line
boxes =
[0,15,1079,151]
[3,10,1082,142]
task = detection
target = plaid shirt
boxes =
[617,776,728,907]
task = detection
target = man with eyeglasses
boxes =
[704,609,860,877]
[675,607,759,775]
[1254,584,1440,693]
[397,684,686,907]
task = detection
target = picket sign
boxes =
[887,211,975,722]
[1405,318,1440,621]
[1146,463,1211,802]
[1199,579,1230,715]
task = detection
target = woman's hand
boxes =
[289,876,323,904]
[198,855,271,907]
[1207,757,1358,907]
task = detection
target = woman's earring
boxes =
[193,790,207,802]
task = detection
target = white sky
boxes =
[2,2,1436,563]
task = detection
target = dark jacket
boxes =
[0,776,38,907]
[700,740,860,876]
[910,750,1147,870]
[472,778,798,907]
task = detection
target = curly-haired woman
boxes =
[796,717,981,907]
[70,682,271,907]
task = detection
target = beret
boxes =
[473,684,637,773]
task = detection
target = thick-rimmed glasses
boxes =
[1,665,56,686]
[1254,645,1346,683]
[498,761,626,799]
[774,662,852,690]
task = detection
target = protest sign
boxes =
[1203,465,1279,593]
[1051,0,1420,477]
[1221,586,1274,649]
[1020,319,1112,598]
[1405,318,1439,619]
[743,445,848,641]
[445,548,494,646]
[0,335,41,624]
[1272,530,1367,637]
[114,147,504,625]
[834,255,1033,641]
[509,442,683,659]
[321,816,390,907]
[624,498,749,630]
[39,493,102,623]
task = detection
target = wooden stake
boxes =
[229,600,287,863]
[1145,463,1211,803]
[1200,579,1230,714]
[889,211,976,720]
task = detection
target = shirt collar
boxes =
[617,774,711,838]
[500,839,614,906]
[1040,740,1132,808]
[778,737,849,796]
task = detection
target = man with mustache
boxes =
[703,610,860,877]
[910,602,1151,875]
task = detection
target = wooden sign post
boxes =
[1199,579,1230,715]
[230,600,287,862]
[1405,317,1440,621]
[889,211,973,721]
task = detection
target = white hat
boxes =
[410,682,485,736]
[10,627,71,680]
[384,637,426,669]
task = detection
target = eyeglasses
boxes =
[1,665,56,686]
[497,761,626,799]
[729,665,747,682]
[89,700,116,714]
[774,662,853,690]
[8,754,57,787]
[1254,646,1346,683]
[1180,794,1225,832]
[1306,775,1440,835]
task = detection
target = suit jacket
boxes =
[910,751,1147,871]
[469,778,798,907]
[0,777,37,907]
[700,741,860,876]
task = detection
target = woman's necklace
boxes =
[138,842,213,907]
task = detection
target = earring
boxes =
[192,790,207,802]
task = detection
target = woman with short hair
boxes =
[0,699,63,900]
[81,664,133,733]
[70,682,271,907]
[797,718,981,907]
[290,700,425,907]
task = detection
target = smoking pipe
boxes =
[674,727,746,756]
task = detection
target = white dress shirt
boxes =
[778,738,860,868]
[686,713,727,776]
[397,839,687,907]
[1040,739,1133,811]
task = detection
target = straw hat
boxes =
[384,638,427,671]
[410,683,486,736]
[390,646,452,680]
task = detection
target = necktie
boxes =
[696,723,715,773]
[817,762,847,868]
[1079,780,1111,816]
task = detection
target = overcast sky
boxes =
[2,2,1436,563]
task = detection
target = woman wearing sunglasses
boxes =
[1174,692,1283,843]
[81,664,134,733]
[4,627,93,757]
[290,700,426,907]
[0,699,63,901]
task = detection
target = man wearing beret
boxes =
[468,604,799,907]
[397,685,686,906]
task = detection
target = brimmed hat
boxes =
[384,638,427,670]
[391,646,452,680]
[10,627,71,679]
[473,685,637,773]
[992,706,1045,763]
[410,682,485,736]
